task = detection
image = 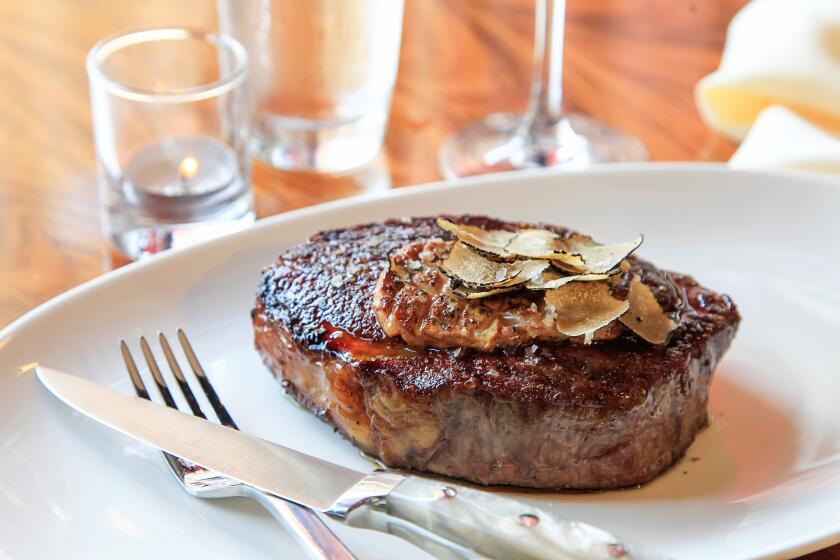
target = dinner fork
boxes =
[120,329,356,560]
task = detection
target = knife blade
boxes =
[38,366,669,560]
[37,366,367,511]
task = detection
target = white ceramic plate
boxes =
[2,165,840,560]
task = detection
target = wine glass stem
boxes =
[519,0,568,137]
[480,0,582,169]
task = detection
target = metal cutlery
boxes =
[120,330,355,560]
[38,359,667,560]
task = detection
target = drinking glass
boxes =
[218,0,405,173]
[439,0,647,178]
[87,27,252,260]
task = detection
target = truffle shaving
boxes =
[619,275,679,345]
[545,282,630,337]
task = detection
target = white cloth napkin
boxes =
[695,0,840,175]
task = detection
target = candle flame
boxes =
[179,156,199,180]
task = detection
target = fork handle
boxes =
[252,491,357,560]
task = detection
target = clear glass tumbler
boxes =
[87,28,253,260]
[218,0,405,173]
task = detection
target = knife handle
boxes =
[343,475,662,560]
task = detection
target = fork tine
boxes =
[124,332,356,560]
[159,333,206,419]
[139,336,178,409]
[121,340,150,400]
[177,329,239,430]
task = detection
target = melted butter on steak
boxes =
[373,238,625,351]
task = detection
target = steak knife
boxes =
[37,367,667,560]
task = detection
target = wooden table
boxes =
[0,1,833,558]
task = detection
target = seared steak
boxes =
[253,216,739,490]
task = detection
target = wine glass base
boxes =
[439,112,648,179]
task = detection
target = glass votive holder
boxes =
[87,27,253,260]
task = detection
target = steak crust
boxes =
[253,216,740,489]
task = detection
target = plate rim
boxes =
[2,162,836,340]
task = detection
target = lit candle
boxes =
[122,137,239,200]
[179,156,199,182]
